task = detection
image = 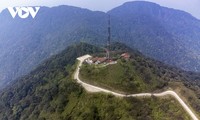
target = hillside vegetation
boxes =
[0,43,192,120]
[80,43,200,117]
[80,59,166,94]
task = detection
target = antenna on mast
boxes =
[107,15,111,60]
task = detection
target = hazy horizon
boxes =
[0,0,200,19]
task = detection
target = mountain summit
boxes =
[1,43,199,119]
[108,1,200,72]
[0,1,200,88]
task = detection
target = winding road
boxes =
[74,54,199,120]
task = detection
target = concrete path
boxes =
[74,54,199,120]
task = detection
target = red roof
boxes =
[91,57,107,63]
[91,57,98,62]
[121,53,131,59]
[97,57,107,63]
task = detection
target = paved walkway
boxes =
[74,54,199,120]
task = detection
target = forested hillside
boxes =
[108,1,200,72]
[1,1,200,91]
[0,43,194,120]
[0,6,107,88]
[80,43,200,117]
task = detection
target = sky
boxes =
[1,0,200,19]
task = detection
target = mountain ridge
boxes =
[0,1,200,89]
[1,42,198,120]
[108,1,200,71]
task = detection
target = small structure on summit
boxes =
[121,53,131,60]
[86,57,107,65]
[85,57,117,65]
